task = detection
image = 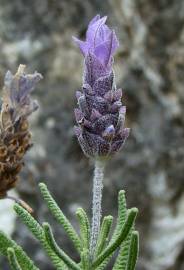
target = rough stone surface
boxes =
[0,0,184,269]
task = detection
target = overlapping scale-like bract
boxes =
[0,65,42,198]
[74,15,129,158]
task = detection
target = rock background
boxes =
[0,0,184,269]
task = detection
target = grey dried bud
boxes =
[0,65,42,198]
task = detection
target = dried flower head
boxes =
[0,65,42,198]
[73,15,130,158]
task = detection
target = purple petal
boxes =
[94,31,119,66]
[89,14,101,26]
[86,16,107,46]
[72,37,89,56]
[94,39,113,66]
[98,24,112,42]
[73,14,119,73]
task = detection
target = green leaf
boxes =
[39,182,81,253]
[81,249,90,270]
[76,208,90,250]
[14,204,67,270]
[14,204,44,240]
[112,230,133,270]
[126,231,139,270]
[95,215,113,257]
[113,191,138,270]
[7,248,22,270]
[43,223,81,270]
[112,190,127,241]
[95,191,129,270]
[0,231,39,270]
[92,208,138,269]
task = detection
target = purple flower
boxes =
[73,15,119,69]
[74,15,129,158]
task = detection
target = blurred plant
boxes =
[0,15,139,270]
[0,64,42,211]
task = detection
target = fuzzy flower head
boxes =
[74,15,129,158]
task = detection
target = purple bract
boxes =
[74,15,129,158]
[3,65,42,122]
[73,15,119,70]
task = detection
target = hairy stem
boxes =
[90,159,106,258]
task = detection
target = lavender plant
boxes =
[73,15,130,258]
[0,15,139,270]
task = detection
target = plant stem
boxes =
[6,195,33,214]
[90,158,106,258]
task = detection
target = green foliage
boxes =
[113,190,127,239]
[7,248,22,270]
[81,249,90,269]
[126,231,139,270]
[92,208,138,269]
[95,215,113,257]
[0,231,38,270]
[76,208,90,250]
[0,184,139,270]
[96,191,130,270]
[14,204,66,270]
[43,223,80,270]
[113,229,133,270]
[39,182,82,253]
[112,192,139,270]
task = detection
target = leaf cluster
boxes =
[0,184,139,270]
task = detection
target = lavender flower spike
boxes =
[74,15,130,258]
[74,15,130,158]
